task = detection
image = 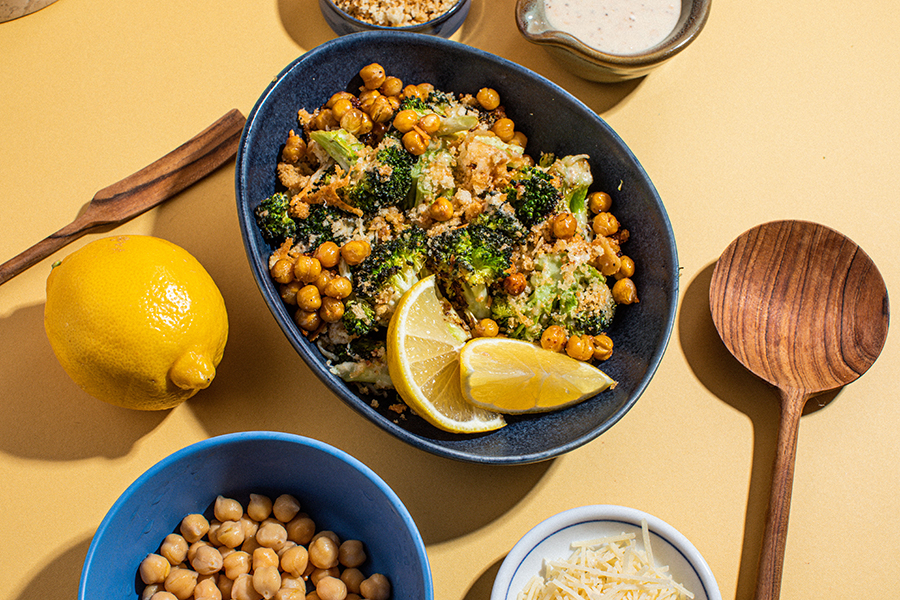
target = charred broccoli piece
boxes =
[346,137,418,213]
[254,192,297,245]
[505,166,563,227]
[341,297,378,338]
[351,227,428,323]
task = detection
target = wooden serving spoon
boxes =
[0,108,246,286]
[709,219,889,600]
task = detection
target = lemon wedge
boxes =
[387,276,506,433]
[459,337,616,414]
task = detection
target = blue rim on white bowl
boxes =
[78,431,433,600]
[492,505,721,600]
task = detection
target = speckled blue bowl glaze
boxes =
[79,432,432,600]
[235,32,678,465]
[319,0,470,38]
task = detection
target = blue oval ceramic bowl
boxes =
[319,0,470,37]
[235,32,678,465]
[78,432,432,600]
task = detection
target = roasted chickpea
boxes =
[339,108,368,136]
[296,285,322,312]
[418,113,442,135]
[323,276,352,300]
[551,213,577,239]
[380,75,403,97]
[416,82,434,97]
[367,95,394,123]
[269,258,294,284]
[510,131,528,148]
[340,240,371,266]
[293,255,322,283]
[473,319,499,338]
[429,197,454,221]
[540,325,567,352]
[314,242,341,268]
[612,278,639,304]
[592,211,620,236]
[591,334,614,361]
[588,191,612,213]
[326,91,354,109]
[311,108,337,131]
[313,269,334,294]
[280,281,302,305]
[401,130,428,155]
[359,63,386,90]
[491,117,515,142]
[294,309,322,333]
[400,84,423,100]
[330,97,353,121]
[392,109,418,133]
[319,297,345,323]
[476,87,500,111]
[616,255,635,279]
[282,131,305,163]
[502,273,527,295]
[566,334,594,361]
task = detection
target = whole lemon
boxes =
[44,235,228,410]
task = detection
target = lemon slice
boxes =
[387,276,506,433]
[459,337,617,414]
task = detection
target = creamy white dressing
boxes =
[543,0,681,56]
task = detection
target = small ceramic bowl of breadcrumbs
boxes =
[319,0,470,38]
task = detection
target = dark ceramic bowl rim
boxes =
[321,0,469,33]
[78,431,433,599]
[235,31,678,465]
[516,0,711,67]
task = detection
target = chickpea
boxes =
[334,540,366,569]
[280,281,302,305]
[340,569,365,595]
[359,63,386,90]
[592,334,614,361]
[191,545,224,575]
[339,108,368,136]
[143,584,164,600]
[330,98,353,121]
[286,516,316,545]
[313,269,334,294]
[252,566,281,600]
[253,547,280,570]
[216,574,234,600]
[312,531,341,546]
[231,574,262,600]
[364,95,393,123]
[429,197,454,221]
[616,255,635,279]
[310,568,340,586]
[588,191,612,213]
[392,109,419,133]
[160,534,189,566]
[309,536,339,569]
[541,325,568,352]
[150,593,178,600]
[322,276,352,300]
[595,249,622,277]
[476,87,500,111]
[282,131,306,164]
[314,242,341,268]
[193,578,222,600]
[379,75,403,96]
[293,255,322,283]
[141,553,172,585]
[214,496,243,523]
[241,534,262,555]
[187,541,211,564]
[270,494,301,522]
[491,117,515,142]
[270,259,295,285]
[247,494,273,522]
[319,297,345,323]
[280,576,308,592]
[551,213,577,239]
[216,520,245,549]
[296,284,322,312]
[400,84,423,100]
[357,89,380,110]
[359,574,390,600]
[401,130,428,155]
[280,545,309,577]
[592,211,619,236]
[274,590,306,600]
[510,131,528,148]
[206,522,223,547]
[256,521,288,549]
[566,334,595,361]
[416,83,434,99]
[418,113,442,135]
[165,568,199,600]
[472,318,499,338]
[502,273,527,295]
[340,240,371,266]
[180,514,210,544]
[311,109,337,131]
[223,550,252,579]
[316,576,347,600]
[612,278,639,304]
[326,91,354,109]
[294,309,322,332]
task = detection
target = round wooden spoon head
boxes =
[709,220,888,396]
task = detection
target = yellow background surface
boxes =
[1,1,898,598]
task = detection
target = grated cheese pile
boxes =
[517,520,694,600]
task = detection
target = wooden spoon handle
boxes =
[755,388,808,600]
[0,109,246,286]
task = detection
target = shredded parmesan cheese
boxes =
[517,520,694,600]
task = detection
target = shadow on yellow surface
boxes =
[464,555,503,600]
[12,536,88,600]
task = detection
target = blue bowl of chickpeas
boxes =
[78,431,432,600]
[235,32,678,464]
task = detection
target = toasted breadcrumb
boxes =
[334,0,458,27]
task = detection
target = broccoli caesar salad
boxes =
[254,62,639,419]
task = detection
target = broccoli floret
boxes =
[308,129,365,171]
[426,223,514,319]
[351,227,428,322]
[254,192,297,245]
[490,253,615,341]
[472,210,527,242]
[505,166,562,227]
[425,89,454,113]
[292,203,350,252]
[398,95,428,113]
[346,136,418,214]
[327,337,392,387]
[342,297,378,337]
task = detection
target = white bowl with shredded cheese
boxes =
[492,505,721,600]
